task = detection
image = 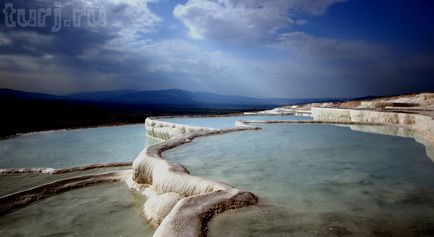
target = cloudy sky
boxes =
[0,0,433,98]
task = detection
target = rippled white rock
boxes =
[144,192,183,226]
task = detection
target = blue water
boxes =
[0,182,154,237]
[0,125,155,236]
[0,124,154,168]
[2,118,433,236]
[165,124,434,236]
[160,115,311,129]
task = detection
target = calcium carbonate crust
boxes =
[131,119,260,237]
[136,111,434,237]
[1,104,433,237]
[311,107,434,143]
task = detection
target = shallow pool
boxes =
[0,124,155,236]
[160,115,311,129]
[0,182,154,237]
[0,124,156,168]
[165,124,434,236]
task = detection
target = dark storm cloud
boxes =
[0,0,169,93]
[0,0,433,97]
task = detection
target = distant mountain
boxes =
[1,88,346,108]
[0,88,348,138]
[64,89,342,107]
[0,88,65,101]
[67,90,139,101]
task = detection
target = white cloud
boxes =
[0,31,54,46]
[173,0,344,41]
[138,40,224,74]
[108,0,162,43]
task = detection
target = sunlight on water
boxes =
[165,124,434,236]
[0,182,154,237]
[161,115,311,128]
[0,124,154,168]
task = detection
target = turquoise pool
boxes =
[0,124,157,168]
[164,124,434,236]
[2,118,433,236]
[0,125,155,237]
[0,182,154,237]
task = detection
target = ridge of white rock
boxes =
[0,161,132,174]
[131,124,259,237]
[244,106,313,117]
[136,94,434,236]
[144,192,183,226]
[0,170,131,216]
[145,117,215,140]
[311,107,434,142]
[311,93,434,151]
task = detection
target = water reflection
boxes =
[348,125,434,161]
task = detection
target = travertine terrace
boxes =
[1,93,433,237]
[128,93,434,237]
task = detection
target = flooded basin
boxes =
[0,182,154,237]
[0,125,155,236]
[0,124,155,168]
[164,124,434,236]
